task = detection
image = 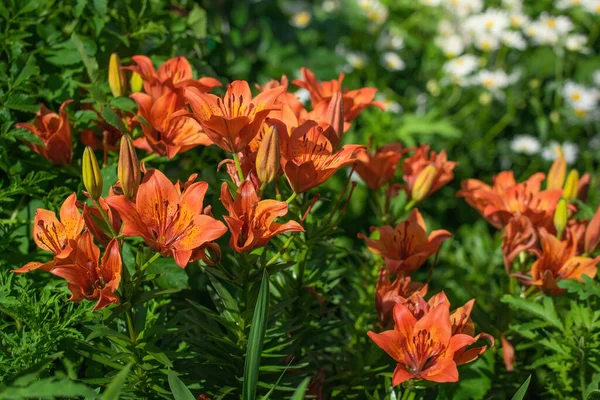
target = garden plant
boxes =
[1,0,600,399]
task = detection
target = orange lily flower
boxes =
[449,299,494,365]
[358,209,451,276]
[16,100,73,165]
[522,228,598,295]
[256,75,308,119]
[220,180,304,252]
[501,215,537,273]
[105,169,228,268]
[50,232,122,310]
[402,145,457,201]
[124,55,221,101]
[355,142,407,190]
[13,193,84,273]
[376,267,427,328]
[368,300,477,385]
[185,80,285,153]
[277,120,364,193]
[458,171,561,229]
[292,67,385,121]
[131,91,212,159]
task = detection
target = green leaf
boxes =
[188,5,207,39]
[71,33,99,84]
[558,275,600,300]
[101,107,127,133]
[511,375,531,400]
[110,97,138,113]
[146,257,189,290]
[501,295,564,330]
[101,164,117,198]
[101,363,132,400]
[168,369,196,400]
[242,270,270,400]
[13,55,39,87]
[290,377,310,400]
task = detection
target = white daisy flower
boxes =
[290,11,312,28]
[346,51,369,70]
[542,141,579,164]
[565,34,588,52]
[294,88,311,104]
[563,81,599,117]
[502,31,527,50]
[476,69,516,90]
[443,55,479,85]
[380,52,405,71]
[510,135,542,155]
[556,0,584,8]
[436,35,465,57]
[582,0,600,13]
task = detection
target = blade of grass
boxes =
[511,375,531,400]
[101,363,132,400]
[168,369,196,400]
[290,377,311,400]
[242,269,270,400]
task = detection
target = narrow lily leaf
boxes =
[168,369,196,400]
[290,377,310,400]
[511,375,531,400]
[101,363,132,400]
[242,270,270,400]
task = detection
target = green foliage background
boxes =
[1,0,599,399]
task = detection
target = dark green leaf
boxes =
[243,270,270,400]
[168,369,196,400]
[511,375,531,400]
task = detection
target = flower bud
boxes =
[411,164,437,203]
[82,147,103,200]
[547,148,566,190]
[130,72,143,93]
[562,169,579,201]
[118,135,141,199]
[108,53,127,97]
[553,198,568,238]
[256,125,280,185]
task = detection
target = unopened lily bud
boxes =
[553,198,568,238]
[118,135,141,199]
[82,147,103,200]
[547,148,566,190]
[256,125,280,185]
[130,72,143,93]
[562,169,579,201]
[108,53,127,97]
[411,165,437,203]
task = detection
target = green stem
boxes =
[286,192,298,204]
[141,153,158,163]
[140,252,161,271]
[232,152,245,182]
[400,388,416,400]
[266,234,297,266]
[404,199,416,212]
[93,198,117,239]
[580,344,586,400]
